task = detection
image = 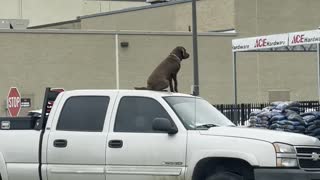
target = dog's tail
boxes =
[134,87,150,90]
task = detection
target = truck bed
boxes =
[0,130,40,163]
[0,116,40,130]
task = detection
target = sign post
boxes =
[7,87,21,117]
[192,0,200,96]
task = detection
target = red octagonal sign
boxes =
[7,87,21,117]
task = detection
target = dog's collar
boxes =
[170,53,181,62]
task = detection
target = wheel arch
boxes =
[191,157,255,180]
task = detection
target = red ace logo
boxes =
[291,34,305,44]
[255,38,267,48]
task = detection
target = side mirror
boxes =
[152,118,178,135]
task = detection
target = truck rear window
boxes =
[56,96,109,132]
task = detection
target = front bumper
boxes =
[255,168,320,180]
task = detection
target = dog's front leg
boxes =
[169,78,174,92]
[172,73,178,92]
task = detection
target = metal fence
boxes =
[214,101,320,125]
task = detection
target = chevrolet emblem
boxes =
[311,152,320,161]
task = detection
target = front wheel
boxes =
[205,171,243,180]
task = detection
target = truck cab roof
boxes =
[62,89,195,98]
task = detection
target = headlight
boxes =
[273,143,298,167]
[273,143,296,153]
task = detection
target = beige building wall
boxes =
[117,34,235,103]
[233,0,320,102]
[77,0,320,105]
[82,1,147,16]
[22,0,83,27]
[174,0,235,32]
[1,0,320,114]
[0,30,236,116]
[0,0,21,19]
[235,52,318,103]
[0,0,83,26]
[257,0,320,35]
[0,28,318,116]
[0,0,147,27]
[81,6,176,31]
[28,20,82,29]
[235,0,320,37]
[81,0,235,32]
[0,31,116,116]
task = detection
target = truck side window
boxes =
[56,96,109,132]
[114,96,173,133]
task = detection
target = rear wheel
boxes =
[205,171,243,180]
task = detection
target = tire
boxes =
[205,171,243,180]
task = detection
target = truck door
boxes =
[106,93,187,180]
[45,92,116,180]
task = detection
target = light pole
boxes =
[19,0,23,19]
[192,0,200,96]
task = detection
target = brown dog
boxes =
[135,46,190,92]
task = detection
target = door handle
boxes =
[53,139,67,148]
[108,140,123,148]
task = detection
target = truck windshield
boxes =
[164,96,235,130]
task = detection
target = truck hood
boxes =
[200,127,320,146]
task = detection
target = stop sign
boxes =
[7,87,21,117]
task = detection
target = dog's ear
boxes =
[181,47,186,58]
[171,47,180,57]
[172,46,189,59]
[179,47,189,59]
[173,46,184,56]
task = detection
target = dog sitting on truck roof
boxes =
[135,46,190,92]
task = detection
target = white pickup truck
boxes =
[0,88,320,180]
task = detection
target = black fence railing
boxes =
[214,101,320,125]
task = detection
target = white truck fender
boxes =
[185,150,259,180]
[0,153,8,180]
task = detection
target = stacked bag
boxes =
[269,101,306,134]
[249,101,306,134]
[248,109,267,129]
[247,101,320,139]
[301,112,320,139]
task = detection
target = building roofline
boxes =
[0,29,237,36]
[27,18,81,29]
[209,28,236,33]
[80,0,192,20]
[0,29,238,36]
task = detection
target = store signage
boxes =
[232,34,288,52]
[289,30,320,46]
